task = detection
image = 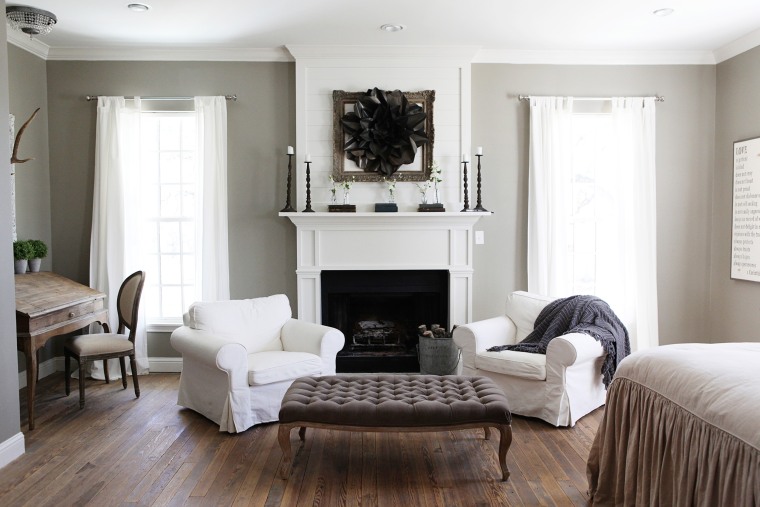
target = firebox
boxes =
[321,270,449,372]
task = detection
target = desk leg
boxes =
[23,340,37,431]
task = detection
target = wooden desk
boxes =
[15,272,107,430]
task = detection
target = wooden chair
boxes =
[64,270,146,408]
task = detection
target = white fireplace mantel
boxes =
[281,212,489,327]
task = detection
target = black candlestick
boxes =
[280,153,296,212]
[461,160,470,212]
[473,154,488,212]
[302,161,314,212]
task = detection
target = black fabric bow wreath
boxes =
[341,88,429,177]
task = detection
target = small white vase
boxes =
[28,258,42,272]
[14,259,28,274]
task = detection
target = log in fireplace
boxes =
[321,270,449,372]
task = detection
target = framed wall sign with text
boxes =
[731,136,760,282]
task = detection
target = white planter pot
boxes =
[14,259,28,274]
[28,258,42,272]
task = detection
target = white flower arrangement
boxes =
[383,177,397,203]
[429,161,442,203]
[328,175,338,203]
[341,176,355,204]
[416,181,430,204]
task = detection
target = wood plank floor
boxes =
[2,373,603,506]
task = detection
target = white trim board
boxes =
[0,433,25,470]
[18,356,182,386]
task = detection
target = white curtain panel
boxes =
[90,96,149,378]
[194,96,230,301]
[527,96,574,297]
[608,97,659,351]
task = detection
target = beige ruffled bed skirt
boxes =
[587,378,760,506]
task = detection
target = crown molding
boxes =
[45,46,292,62]
[6,30,50,59]
[286,44,481,63]
[473,48,716,65]
[714,27,760,63]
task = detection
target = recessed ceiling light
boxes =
[380,24,405,33]
[652,8,674,17]
[127,3,150,12]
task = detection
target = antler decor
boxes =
[340,88,429,177]
[11,107,40,164]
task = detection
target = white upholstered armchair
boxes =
[453,291,607,427]
[170,294,344,433]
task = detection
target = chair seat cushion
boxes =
[247,351,323,386]
[66,333,134,356]
[475,350,547,381]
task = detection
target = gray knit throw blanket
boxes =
[487,295,630,387]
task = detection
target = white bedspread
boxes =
[615,342,760,450]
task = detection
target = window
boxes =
[568,112,613,296]
[138,113,199,326]
[527,96,658,350]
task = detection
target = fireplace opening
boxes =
[321,270,449,373]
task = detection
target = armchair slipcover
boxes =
[453,291,606,427]
[170,294,344,432]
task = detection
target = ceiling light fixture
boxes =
[380,24,405,33]
[5,5,57,37]
[652,8,674,17]
[127,3,150,12]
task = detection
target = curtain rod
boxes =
[85,95,237,102]
[518,95,664,102]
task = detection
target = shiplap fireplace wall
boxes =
[283,46,484,325]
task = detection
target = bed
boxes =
[587,343,760,506]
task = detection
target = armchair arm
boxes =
[170,326,247,373]
[545,332,605,368]
[280,319,345,376]
[453,316,518,371]
[453,316,518,353]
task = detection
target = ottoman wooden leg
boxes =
[498,424,513,481]
[299,426,306,442]
[278,425,294,479]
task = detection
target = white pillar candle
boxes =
[305,153,311,162]
[287,146,294,155]
[463,153,470,163]
[476,146,483,156]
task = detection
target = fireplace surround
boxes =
[281,212,488,370]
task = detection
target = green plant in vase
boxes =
[27,239,48,272]
[12,240,33,274]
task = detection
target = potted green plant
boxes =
[12,240,33,274]
[27,239,48,273]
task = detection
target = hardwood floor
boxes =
[2,373,603,506]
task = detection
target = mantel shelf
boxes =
[280,211,491,228]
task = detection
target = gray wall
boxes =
[45,61,297,357]
[0,15,24,453]
[471,64,717,345]
[8,55,738,368]
[8,44,52,371]
[710,46,760,343]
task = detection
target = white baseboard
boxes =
[19,356,182,387]
[148,357,183,373]
[18,357,60,389]
[0,432,25,470]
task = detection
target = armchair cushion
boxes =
[247,351,323,386]
[475,350,547,380]
[506,291,554,341]
[186,294,291,353]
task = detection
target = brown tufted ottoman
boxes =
[278,375,513,481]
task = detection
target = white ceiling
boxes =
[7,0,760,63]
